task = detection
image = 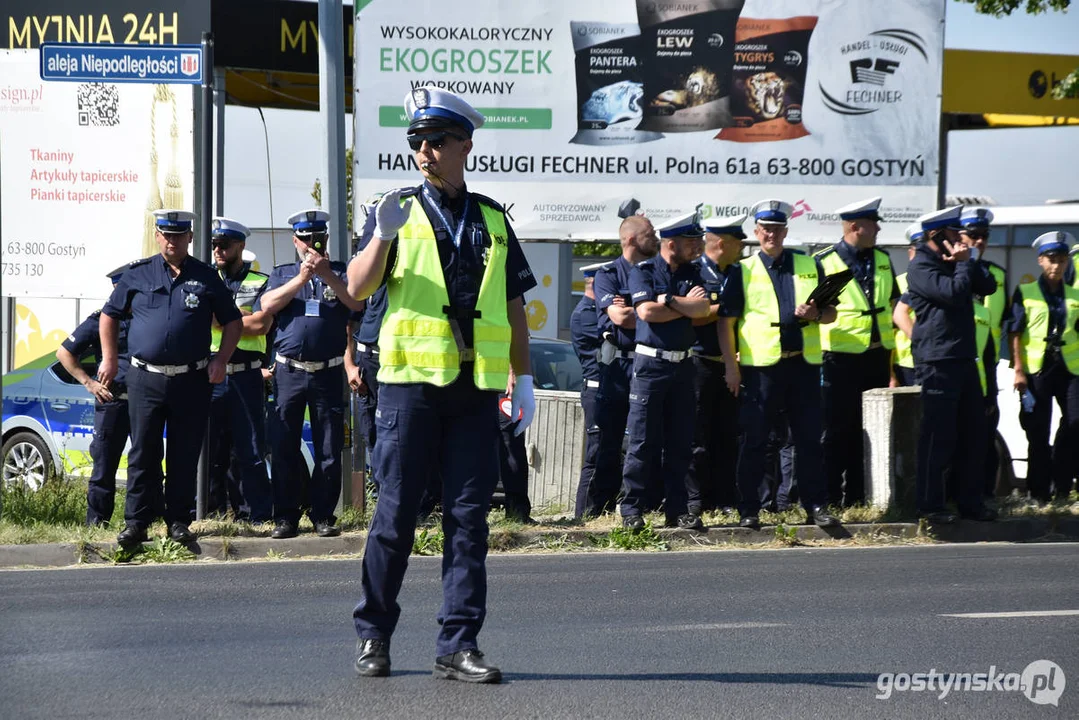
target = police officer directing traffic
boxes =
[99,209,243,548]
[347,87,536,683]
[208,218,273,523]
[717,200,841,530]
[571,262,605,519]
[816,197,898,507]
[257,209,364,540]
[906,206,997,523]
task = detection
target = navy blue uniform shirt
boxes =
[570,294,601,381]
[353,285,388,347]
[218,262,268,363]
[629,256,702,352]
[830,240,900,342]
[1003,276,1078,340]
[907,244,997,363]
[61,311,131,387]
[257,260,358,362]
[103,255,241,366]
[595,256,637,350]
[721,250,828,353]
[692,253,728,356]
[356,182,536,348]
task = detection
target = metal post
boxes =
[196,31,215,521]
[214,68,226,216]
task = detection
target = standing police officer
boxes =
[99,209,242,548]
[572,262,605,519]
[685,214,745,517]
[1006,231,1079,503]
[718,200,841,530]
[347,87,536,683]
[208,217,273,523]
[258,209,363,539]
[55,268,132,526]
[817,198,898,507]
[621,212,712,531]
[892,223,923,388]
[579,216,660,518]
[906,206,997,523]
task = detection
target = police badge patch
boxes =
[322,286,337,303]
[184,292,200,309]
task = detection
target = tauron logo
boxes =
[820,28,928,116]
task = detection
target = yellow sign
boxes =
[943,50,1079,117]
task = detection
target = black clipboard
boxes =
[806,269,853,307]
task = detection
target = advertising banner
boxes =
[0,48,195,298]
[353,0,945,242]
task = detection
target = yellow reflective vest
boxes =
[894,273,914,369]
[210,265,268,355]
[973,302,991,395]
[816,245,895,353]
[980,262,1007,363]
[378,195,512,390]
[737,252,822,366]
[1016,281,1079,376]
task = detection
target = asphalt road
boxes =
[1,544,1076,719]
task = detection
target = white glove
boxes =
[374,188,412,241]
[510,374,536,437]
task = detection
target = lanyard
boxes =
[423,186,470,248]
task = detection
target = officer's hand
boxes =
[97,358,117,388]
[261,366,274,382]
[687,285,707,299]
[724,362,741,397]
[612,295,626,307]
[298,259,315,282]
[510,374,536,437]
[347,364,367,395]
[84,378,114,403]
[374,188,413,241]
[305,249,332,278]
[207,357,227,384]
[1014,369,1027,394]
[654,294,666,306]
[888,376,898,389]
[942,240,971,263]
[794,300,821,321]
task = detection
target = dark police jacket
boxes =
[907,244,997,363]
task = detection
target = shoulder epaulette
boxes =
[128,257,152,268]
[597,263,618,274]
[636,259,655,268]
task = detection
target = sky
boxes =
[221,0,1079,228]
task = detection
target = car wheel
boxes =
[2,432,53,491]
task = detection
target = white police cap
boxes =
[701,213,748,240]
[656,211,705,239]
[918,206,963,232]
[959,207,994,229]
[153,209,196,234]
[904,222,924,245]
[241,249,257,264]
[580,261,608,278]
[1032,230,1076,256]
[835,196,883,222]
[287,208,330,236]
[211,217,251,242]
[404,86,485,136]
[750,199,794,226]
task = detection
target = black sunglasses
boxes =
[962,229,989,239]
[211,238,236,248]
[407,131,466,152]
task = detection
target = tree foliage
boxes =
[310,146,355,233]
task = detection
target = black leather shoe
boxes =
[808,507,841,528]
[922,510,958,525]
[960,507,998,522]
[354,638,391,677]
[675,513,705,532]
[169,522,196,544]
[116,524,147,549]
[622,515,645,531]
[739,515,761,530]
[434,649,501,684]
[271,521,298,539]
[315,521,341,537]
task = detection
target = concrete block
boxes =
[863,386,922,511]
[524,390,585,512]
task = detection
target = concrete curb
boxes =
[1,518,1076,569]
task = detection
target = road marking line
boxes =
[940,610,1079,619]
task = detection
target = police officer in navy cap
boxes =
[257,208,364,539]
[580,214,660,519]
[207,217,273,523]
[816,197,899,507]
[892,223,924,388]
[571,262,606,519]
[55,266,134,526]
[718,199,841,530]
[619,211,712,531]
[1005,230,1079,503]
[347,86,536,683]
[906,206,998,523]
[684,213,746,517]
[99,209,243,548]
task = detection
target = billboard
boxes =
[353,0,946,242]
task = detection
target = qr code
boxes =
[76,83,120,126]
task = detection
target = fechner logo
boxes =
[819,28,929,116]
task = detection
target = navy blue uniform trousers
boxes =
[355,349,381,486]
[87,397,131,526]
[209,368,272,522]
[621,356,695,520]
[573,382,601,518]
[498,412,532,520]
[916,360,987,515]
[685,356,739,514]
[354,372,500,657]
[271,363,344,525]
[125,366,211,527]
[736,358,828,517]
[578,357,632,517]
[1021,354,1079,501]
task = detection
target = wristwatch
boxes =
[663,294,674,308]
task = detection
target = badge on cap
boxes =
[412,88,430,109]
